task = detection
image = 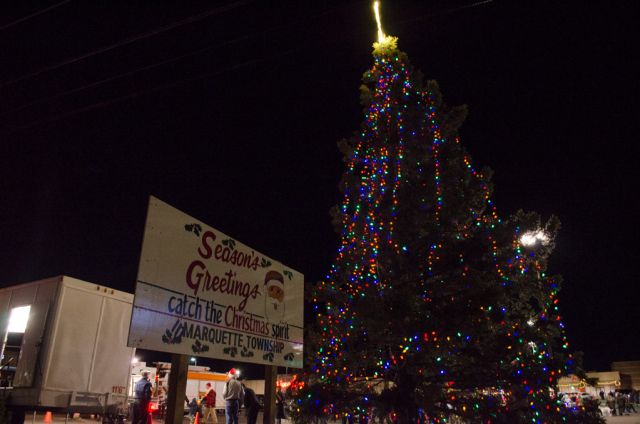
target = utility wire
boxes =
[2,1,490,132]
[0,1,362,117]
[0,0,71,31]
[3,58,260,132]
[2,47,299,133]
[0,0,252,88]
[0,35,249,118]
[396,0,493,26]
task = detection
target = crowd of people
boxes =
[186,368,287,424]
[599,390,639,416]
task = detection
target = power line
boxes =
[0,0,252,88]
[0,0,71,31]
[396,0,494,26]
[1,1,491,132]
[0,1,362,118]
[2,47,299,133]
[0,35,250,118]
[2,58,261,132]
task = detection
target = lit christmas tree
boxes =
[293,4,602,424]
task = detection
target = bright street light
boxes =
[519,230,549,247]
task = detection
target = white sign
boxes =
[128,196,304,368]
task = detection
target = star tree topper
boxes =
[372,1,398,54]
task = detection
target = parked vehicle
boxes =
[0,276,135,424]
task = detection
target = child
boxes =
[189,398,200,422]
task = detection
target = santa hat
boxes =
[228,368,236,375]
[264,271,284,286]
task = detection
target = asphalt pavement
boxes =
[606,413,640,424]
[20,411,280,424]
[20,411,640,424]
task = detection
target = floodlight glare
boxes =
[7,305,31,333]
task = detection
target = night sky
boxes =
[1,1,637,374]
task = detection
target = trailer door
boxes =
[13,300,50,387]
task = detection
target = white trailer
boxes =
[154,362,228,412]
[0,276,135,423]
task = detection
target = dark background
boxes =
[1,1,637,376]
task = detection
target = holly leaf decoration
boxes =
[184,223,203,237]
[223,347,238,357]
[260,258,272,268]
[283,270,293,280]
[221,239,236,250]
[192,340,210,353]
[240,346,254,358]
[263,352,274,362]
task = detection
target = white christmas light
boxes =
[519,230,549,247]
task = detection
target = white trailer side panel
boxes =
[39,277,134,409]
[243,380,265,396]
[87,289,133,395]
[43,281,103,391]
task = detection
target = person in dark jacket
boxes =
[275,388,286,424]
[243,384,261,424]
[133,371,153,424]
[188,398,200,423]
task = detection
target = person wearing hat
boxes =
[223,368,244,424]
[133,371,153,424]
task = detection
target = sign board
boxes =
[128,196,304,368]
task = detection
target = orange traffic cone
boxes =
[43,411,53,423]
[194,411,200,424]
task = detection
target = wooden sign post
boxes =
[165,354,189,424]
[263,365,278,424]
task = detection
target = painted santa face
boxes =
[265,280,285,323]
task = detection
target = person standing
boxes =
[275,388,286,424]
[133,371,153,424]
[617,392,627,416]
[243,383,261,424]
[201,382,218,424]
[223,368,244,424]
